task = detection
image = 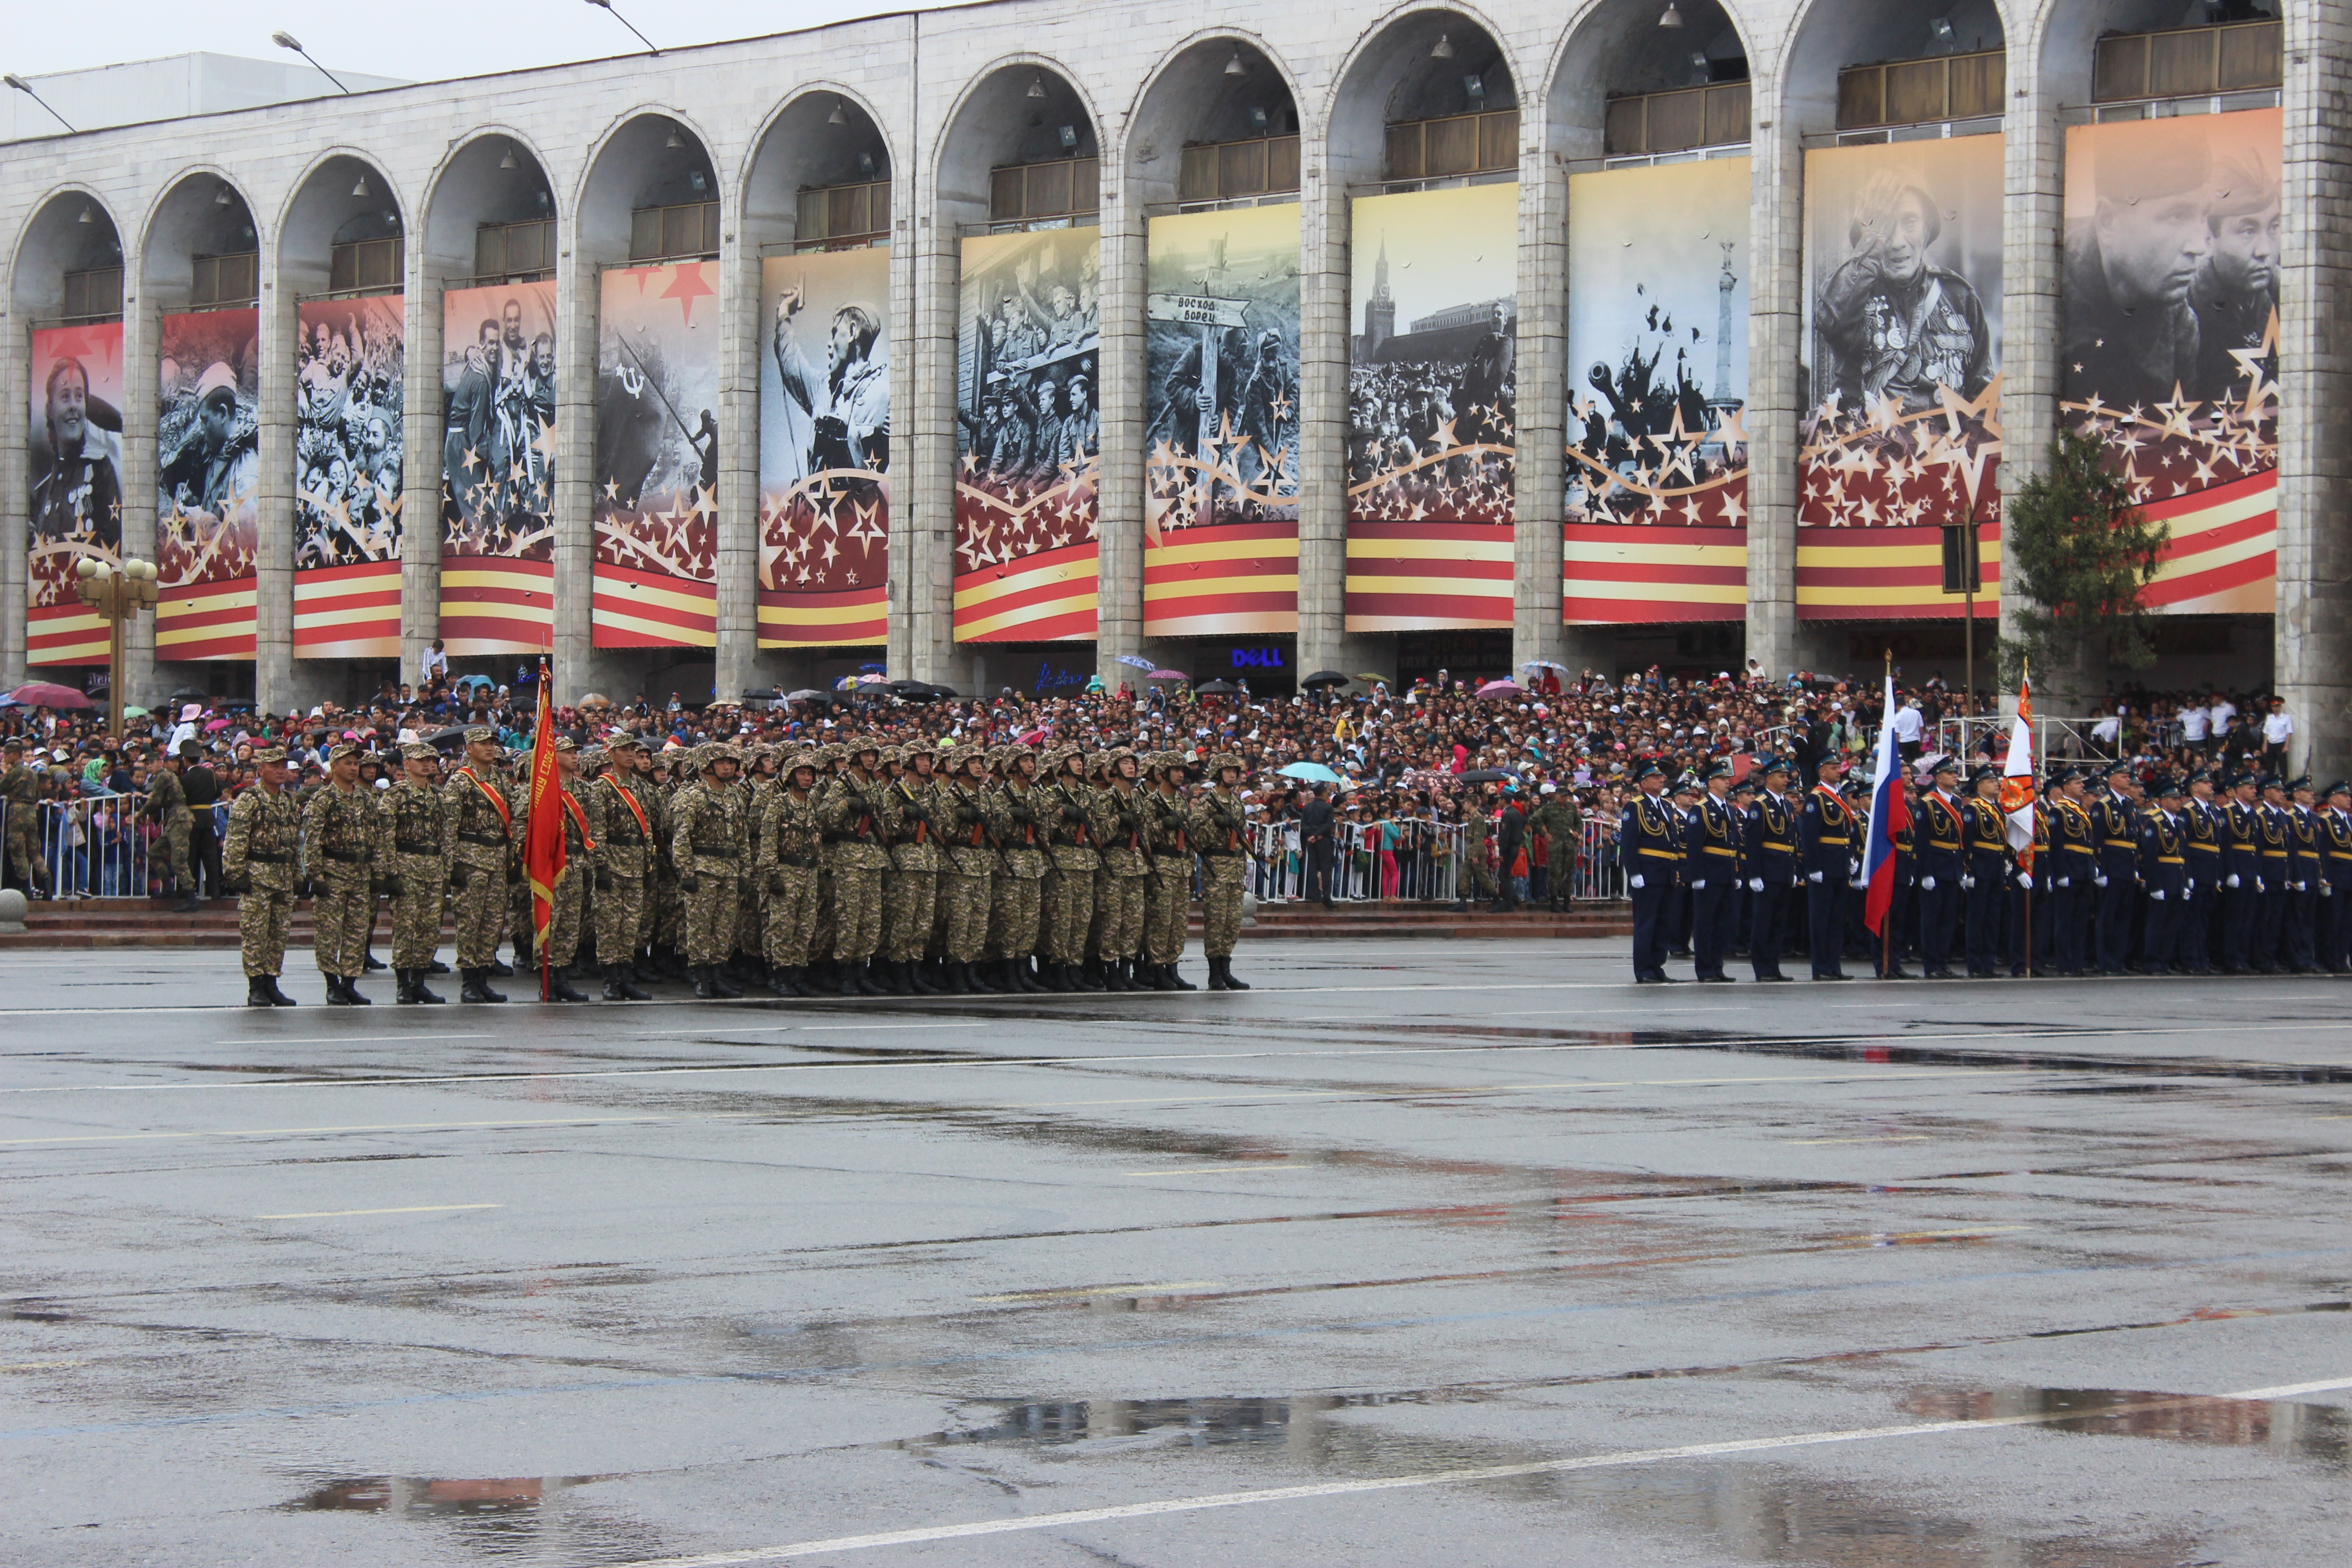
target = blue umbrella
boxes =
[1277,761,1344,785]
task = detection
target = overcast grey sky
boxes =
[8,0,956,83]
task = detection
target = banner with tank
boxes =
[155,309,260,660]
[438,281,555,655]
[953,226,1100,642]
[1564,157,1749,625]
[1143,203,1299,638]
[2061,108,2278,615]
[27,323,124,666]
[1797,135,2004,620]
[293,294,404,659]
[593,260,719,649]
[1345,181,1516,632]
[759,246,890,648]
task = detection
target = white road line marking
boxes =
[603,1377,2352,1566]
[1786,1135,1934,1146]
[255,1203,503,1220]
[970,1282,1221,1302]
[1122,1165,1300,1177]
[202,1034,495,1047]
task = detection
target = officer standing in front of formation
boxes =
[1745,757,1799,982]
[302,741,380,1005]
[385,742,451,1004]
[2320,780,2352,973]
[671,742,748,999]
[820,740,892,996]
[1686,761,1739,984]
[1618,760,1679,983]
[586,735,656,1000]
[443,727,516,1003]
[1799,753,1854,981]
[1141,754,1198,990]
[1187,753,1252,990]
[223,746,301,1006]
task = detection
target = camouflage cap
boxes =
[327,742,362,762]
[1210,752,1244,775]
[401,742,441,762]
[253,746,288,765]
[605,733,646,752]
[552,736,578,753]
[579,746,608,769]
[464,725,495,744]
[705,742,741,764]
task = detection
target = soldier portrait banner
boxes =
[2062,108,2278,615]
[27,322,123,666]
[1143,204,1299,638]
[1564,158,1749,625]
[155,309,260,661]
[1345,181,1516,633]
[294,294,404,659]
[438,281,555,655]
[593,260,720,649]
[953,226,1100,643]
[760,246,890,649]
[1798,135,2004,620]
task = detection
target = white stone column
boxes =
[901,182,961,686]
[253,248,295,717]
[1744,85,1802,679]
[118,282,157,708]
[1095,167,1145,686]
[1999,44,2063,694]
[1513,133,1568,675]
[1295,131,1349,680]
[400,252,441,684]
[2276,0,2352,779]
[552,237,594,700]
[714,214,760,701]
[0,307,26,689]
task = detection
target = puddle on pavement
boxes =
[280,1472,664,1558]
[1904,1386,2350,1465]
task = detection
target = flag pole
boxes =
[539,656,551,1004]
[1882,647,1894,981]
[2023,656,2033,978]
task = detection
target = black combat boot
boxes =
[343,974,372,1004]
[1079,959,1107,992]
[908,960,942,996]
[1221,957,1251,990]
[1152,962,1183,992]
[247,975,276,1007]
[326,976,353,1006]
[261,974,299,1007]
[412,969,446,1004]
[1044,961,1073,993]
[485,955,515,978]
[172,892,201,914]
[609,964,651,1001]
[1102,959,1133,993]
[428,957,452,975]
[837,964,862,997]
[943,961,971,995]
[461,968,507,1004]
[547,966,588,1003]
[691,966,718,999]
[710,963,744,999]
[768,966,801,1000]
[394,970,419,1004]
[363,950,387,971]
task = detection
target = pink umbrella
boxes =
[204,718,236,733]
[1475,679,1523,699]
[10,681,91,709]
[1148,669,1187,680]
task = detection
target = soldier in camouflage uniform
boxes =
[935,746,999,994]
[1186,752,1253,990]
[754,748,826,997]
[733,745,776,986]
[503,749,533,972]
[302,741,382,1005]
[820,740,892,995]
[1532,786,1584,910]
[882,741,946,995]
[524,739,594,1002]
[649,748,689,978]
[142,746,198,911]
[224,746,302,1005]
[671,743,750,998]
[2,739,49,897]
[1088,749,1151,991]
[1039,746,1102,991]
[986,745,1051,992]
[1140,753,1199,990]
[385,742,452,1004]
[1459,795,1497,907]
[443,727,517,1003]
[586,735,657,1000]
[804,745,842,990]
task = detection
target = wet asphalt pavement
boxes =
[3,940,2349,1568]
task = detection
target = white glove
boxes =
[2055,876,2070,888]
[2018,872,2032,890]
[2227,873,2240,889]
[2295,880,2308,892]
[1629,873,1644,889]
[2094,872,2109,887]
[1808,870,1824,883]
[1691,878,1705,890]
[2151,889,2165,901]
[2183,887,2192,902]
[2256,878,2267,893]
[2324,884,2333,898]
[1921,876,1936,891]
[1748,878,1764,892]
[1961,874,1975,890]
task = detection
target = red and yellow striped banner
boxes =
[1144,521,1298,637]
[954,541,1098,643]
[591,564,716,649]
[294,561,402,659]
[1344,520,1513,633]
[1796,524,2001,620]
[2141,468,2276,616]
[155,577,257,661]
[1564,525,1746,625]
[758,586,886,649]
[27,602,108,666]
[439,555,554,656]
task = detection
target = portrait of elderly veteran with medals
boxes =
[1816,174,1993,413]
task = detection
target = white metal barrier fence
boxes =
[1,793,231,900]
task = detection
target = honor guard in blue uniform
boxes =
[2218,772,2262,973]
[2137,775,2188,973]
[2254,776,2292,971]
[1914,757,1966,978]
[2045,768,2094,975]
[1621,760,1682,983]
[2090,762,2142,974]
[1745,757,1801,982]
[2178,769,2223,974]
[2320,781,2352,973]
[1666,774,1700,958]
[1728,777,1758,958]
[1962,766,2011,978]
[1799,754,1855,980]
[2008,779,2050,976]
[1862,773,1916,979]
[1687,762,1741,982]
[1841,778,1875,964]
[2286,777,2322,972]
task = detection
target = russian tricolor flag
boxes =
[1861,671,1911,935]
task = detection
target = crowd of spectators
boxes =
[0,658,2295,906]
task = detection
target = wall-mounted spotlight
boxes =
[1027,73,1048,99]
[1430,32,1455,59]
[500,145,519,169]
[1658,2,1684,29]
[79,205,95,223]
[215,184,235,206]
[351,174,370,197]
[666,127,685,148]
[828,97,849,125]
[1225,51,1247,77]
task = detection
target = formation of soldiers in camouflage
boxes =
[219,727,1256,1005]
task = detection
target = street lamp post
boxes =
[73,556,159,740]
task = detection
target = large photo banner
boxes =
[438,282,555,655]
[1143,204,1299,637]
[1798,136,2004,620]
[953,227,1099,643]
[1564,158,1749,625]
[27,323,123,666]
[2062,109,2278,615]
[1345,181,1516,632]
[155,310,260,660]
[294,294,404,659]
[760,247,889,648]
[593,261,719,649]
